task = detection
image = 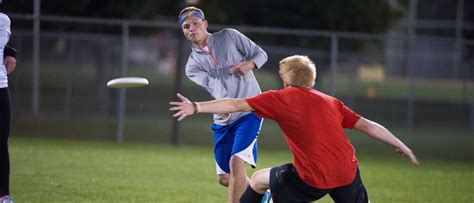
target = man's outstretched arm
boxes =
[169,93,254,121]
[353,117,419,166]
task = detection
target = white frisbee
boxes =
[107,77,149,88]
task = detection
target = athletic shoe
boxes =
[261,189,271,203]
[0,195,13,203]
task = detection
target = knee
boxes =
[249,170,269,193]
[230,155,244,164]
[218,174,229,187]
[229,156,245,171]
[249,171,262,189]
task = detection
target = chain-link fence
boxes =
[7,14,473,146]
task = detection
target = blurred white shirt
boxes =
[0,12,11,88]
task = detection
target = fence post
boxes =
[32,0,41,117]
[171,31,185,145]
[453,0,464,80]
[64,40,76,116]
[116,22,130,144]
[406,0,418,131]
[330,34,338,96]
[470,70,474,131]
[471,86,474,130]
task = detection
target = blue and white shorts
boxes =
[212,112,263,174]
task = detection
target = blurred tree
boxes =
[417,0,457,20]
[3,0,404,33]
[2,0,179,20]
[200,0,404,33]
[463,0,473,64]
[416,0,473,59]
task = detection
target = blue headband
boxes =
[178,11,205,25]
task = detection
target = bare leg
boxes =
[249,168,271,194]
[218,173,230,187]
[239,168,272,203]
[228,155,249,203]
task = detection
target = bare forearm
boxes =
[364,121,405,148]
[170,93,254,121]
[354,118,419,165]
[198,99,252,114]
[198,99,239,114]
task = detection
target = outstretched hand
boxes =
[169,93,196,121]
[395,145,419,166]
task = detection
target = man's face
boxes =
[181,17,208,43]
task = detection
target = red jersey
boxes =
[245,87,361,189]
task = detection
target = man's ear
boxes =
[204,20,208,28]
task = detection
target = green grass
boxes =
[9,136,474,203]
[12,116,474,161]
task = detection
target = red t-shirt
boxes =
[245,87,361,189]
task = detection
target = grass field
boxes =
[9,136,474,203]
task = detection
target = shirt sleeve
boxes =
[4,45,17,58]
[226,29,267,69]
[340,102,361,129]
[245,90,281,120]
[185,55,228,99]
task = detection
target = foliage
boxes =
[201,0,404,33]
[3,0,404,33]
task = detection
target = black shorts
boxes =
[269,163,368,203]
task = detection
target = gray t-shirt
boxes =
[185,28,267,125]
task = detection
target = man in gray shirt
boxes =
[178,6,267,203]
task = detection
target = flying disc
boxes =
[107,77,149,88]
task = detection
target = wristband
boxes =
[193,102,201,114]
